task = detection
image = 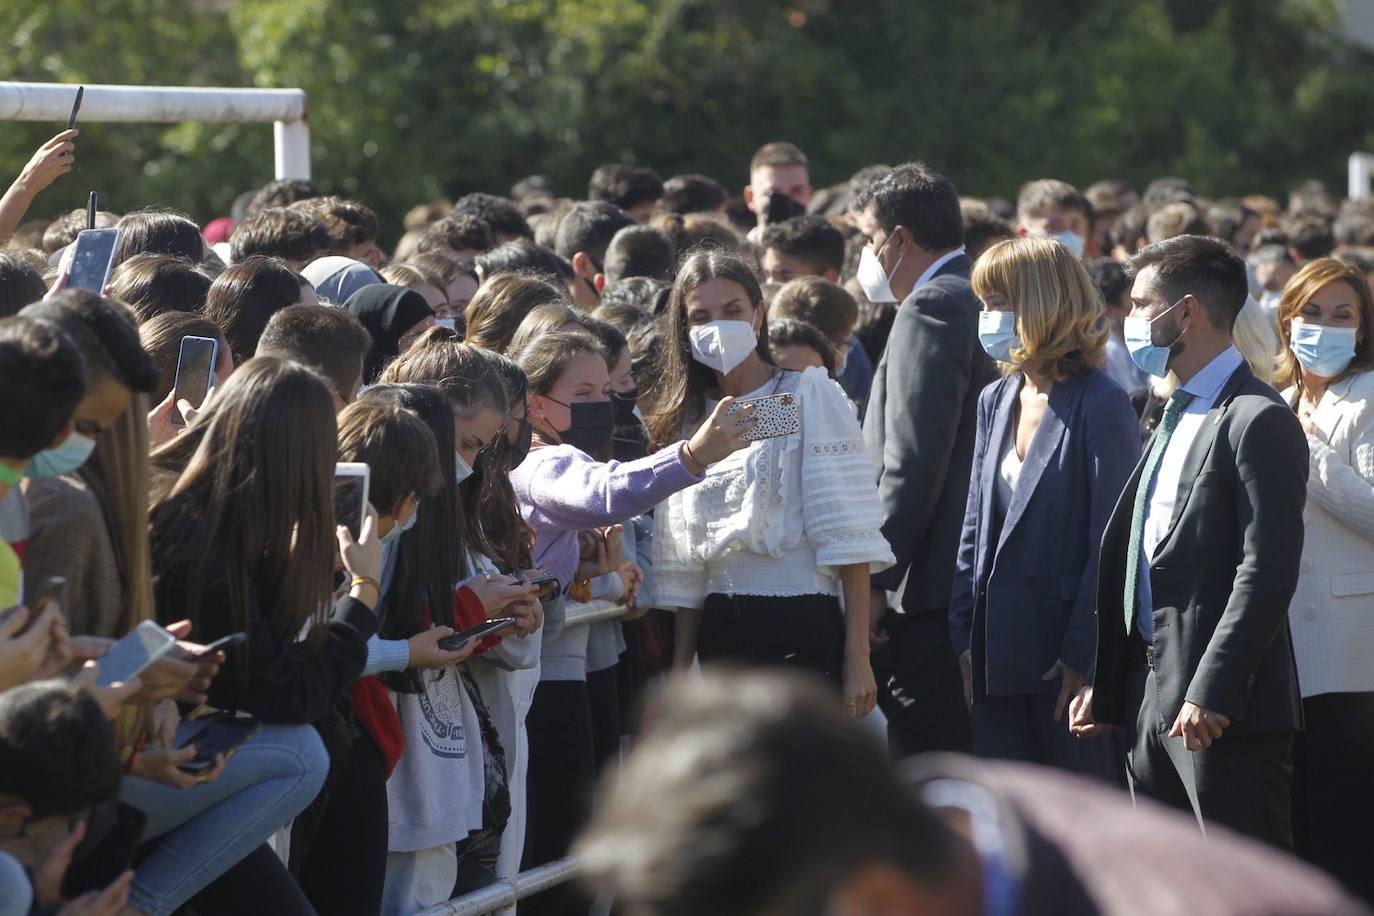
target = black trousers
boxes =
[586,662,622,774]
[879,609,971,759]
[190,844,316,916]
[1127,664,1294,850]
[972,692,1125,785]
[521,679,595,916]
[1293,691,1374,902]
[697,592,845,683]
[296,730,388,916]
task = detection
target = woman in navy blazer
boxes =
[950,238,1140,780]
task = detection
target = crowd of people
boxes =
[0,121,1371,915]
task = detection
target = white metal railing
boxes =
[0,82,311,179]
[416,600,635,916]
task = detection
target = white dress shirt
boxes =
[1136,346,1244,640]
[914,246,967,292]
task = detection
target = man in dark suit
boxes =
[855,162,999,758]
[1070,235,1308,849]
[578,671,1367,916]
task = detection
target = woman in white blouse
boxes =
[647,251,895,718]
[1274,256,1374,902]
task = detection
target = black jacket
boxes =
[1090,362,1307,733]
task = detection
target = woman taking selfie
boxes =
[148,356,382,915]
[1274,256,1374,901]
[648,251,893,719]
[950,237,1138,779]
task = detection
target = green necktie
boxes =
[1123,390,1196,635]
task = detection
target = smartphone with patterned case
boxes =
[725,392,800,441]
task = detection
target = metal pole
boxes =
[0,82,306,123]
[414,858,578,916]
[1349,152,1374,201]
[274,119,312,180]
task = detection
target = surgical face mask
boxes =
[857,235,904,304]
[1053,230,1086,259]
[454,450,475,486]
[546,397,615,455]
[1289,319,1357,379]
[611,387,640,425]
[977,310,1022,363]
[1123,298,1187,379]
[380,499,421,545]
[689,319,758,375]
[434,317,457,332]
[27,431,97,480]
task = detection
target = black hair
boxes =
[1286,216,1336,261]
[257,304,373,402]
[290,196,381,251]
[768,317,837,374]
[1205,199,1258,249]
[246,178,321,216]
[1128,234,1249,330]
[0,251,48,318]
[598,277,670,318]
[109,253,214,323]
[554,201,637,267]
[0,316,85,460]
[853,162,964,252]
[603,225,676,284]
[418,213,495,256]
[1085,258,1130,310]
[759,215,846,277]
[202,255,306,365]
[588,164,665,212]
[475,239,573,284]
[452,193,533,241]
[21,290,158,394]
[230,208,333,265]
[0,680,122,819]
[660,174,727,216]
[113,211,204,266]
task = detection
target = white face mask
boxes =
[434,317,457,332]
[857,236,904,304]
[1053,230,1086,259]
[380,498,421,545]
[689,319,758,375]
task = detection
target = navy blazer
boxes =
[950,368,1139,697]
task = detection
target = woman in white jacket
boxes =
[1275,256,1374,903]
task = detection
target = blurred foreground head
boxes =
[576,670,973,916]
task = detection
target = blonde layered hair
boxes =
[1274,257,1374,394]
[971,237,1108,379]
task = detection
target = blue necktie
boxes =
[1123,390,1196,635]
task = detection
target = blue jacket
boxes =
[950,368,1139,697]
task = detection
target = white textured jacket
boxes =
[1285,370,1374,697]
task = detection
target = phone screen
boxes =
[96,620,177,687]
[67,228,120,292]
[172,337,217,425]
[334,473,367,540]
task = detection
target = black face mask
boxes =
[508,416,534,469]
[611,388,640,426]
[548,398,615,455]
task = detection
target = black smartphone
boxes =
[175,714,259,773]
[333,462,370,541]
[764,190,805,225]
[528,574,560,599]
[86,191,97,230]
[170,335,219,427]
[96,620,178,687]
[185,631,247,662]
[437,617,516,650]
[67,86,83,130]
[61,802,144,899]
[65,227,120,292]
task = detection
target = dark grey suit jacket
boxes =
[1091,362,1308,733]
[863,254,998,616]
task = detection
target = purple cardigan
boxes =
[511,442,702,588]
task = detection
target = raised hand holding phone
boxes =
[170,336,218,429]
[338,504,382,609]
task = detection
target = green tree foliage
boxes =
[4,0,1373,243]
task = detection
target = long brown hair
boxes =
[84,392,154,636]
[646,250,773,448]
[462,273,567,353]
[1274,257,1374,394]
[466,350,534,573]
[149,357,337,644]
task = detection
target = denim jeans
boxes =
[119,723,327,916]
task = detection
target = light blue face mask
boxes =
[977,309,1022,363]
[27,431,97,480]
[1289,320,1357,379]
[1123,298,1186,379]
[1053,230,1086,259]
[455,451,474,486]
[380,499,421,545]
[435,318,457,333]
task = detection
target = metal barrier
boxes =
[0,81,311,179]
[415,600,633,916]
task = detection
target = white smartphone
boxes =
[170,336,219,427]
[333,462,370,541]
[65,228,121,293]
[95,620,178,687]
[725,392,800,441]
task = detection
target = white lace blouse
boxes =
[653,367,895,609]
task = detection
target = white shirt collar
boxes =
[1180,345,1244,407]
[914,247,966,292]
